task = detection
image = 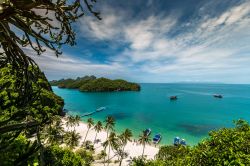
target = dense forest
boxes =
[50,76,141,92]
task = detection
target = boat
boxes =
[213,94,223,98]
[96,107,106,112]
[144,128,151,136]
[180,139,186,146]
[174,136,180,145]
[153,134,162,144]
[170,96,178,100]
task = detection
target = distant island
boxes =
[50,76,140,92]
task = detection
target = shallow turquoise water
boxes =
[52,83,250,146]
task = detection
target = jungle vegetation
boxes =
[50,76,141,92]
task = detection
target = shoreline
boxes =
[62,117,159,166]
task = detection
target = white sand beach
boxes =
[62,118,159,166]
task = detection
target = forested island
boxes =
[50,76,141,92]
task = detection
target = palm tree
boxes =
[104,116,115,140]
[83,118,94,142]
[43,115,64,145]
[64,130,81,149]
[65,115,75,130]
[118,129,133,166]
[82,140,95,152]
[45,124,64,145]
[73,115,81,130]
[138,130,151,157]
[94,121,103,144]
[102,132,119,166]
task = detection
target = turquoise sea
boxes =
[52,83,250,146]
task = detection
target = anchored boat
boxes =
[144,128,151,136]
[180,139,186,145]
[170,96,178,100]
[213,94,223,98]
[174,136,187,146]
[153,134,162,144]
[174,136,180,145]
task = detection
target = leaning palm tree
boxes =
[83,118,94,142]
[94,121,103,144]
[102,132,119,166]
[64,130,81,149]
[118,129,133,166]
[138,130,151,157]
[104,116,115,140]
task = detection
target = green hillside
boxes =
[50,76,140,92]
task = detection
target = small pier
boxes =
[81,107,106,117]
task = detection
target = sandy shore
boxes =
[62,118,159,166]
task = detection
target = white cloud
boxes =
[78,7,124,40]
[23,46,135,81]
[27,1,250,83]
[201,1,250,30]
[125,16,176,50]
[117,1,250,80]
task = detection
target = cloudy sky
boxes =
[31,0,250,83]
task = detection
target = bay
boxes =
[52,83,250,145]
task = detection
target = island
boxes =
[50,75,141,92]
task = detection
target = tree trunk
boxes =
[142,143,145,157]
[94,132,98,144]
[119,145,126,166]
[103,150,106,166]
[84,128,90,142]
[107,145,111,166]
[106,129,109,140]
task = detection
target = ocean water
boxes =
[52,83,250,146]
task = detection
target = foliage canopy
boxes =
[50,76,141,92]
[0,0,100,165]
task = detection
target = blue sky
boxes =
[30,0,250,83]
